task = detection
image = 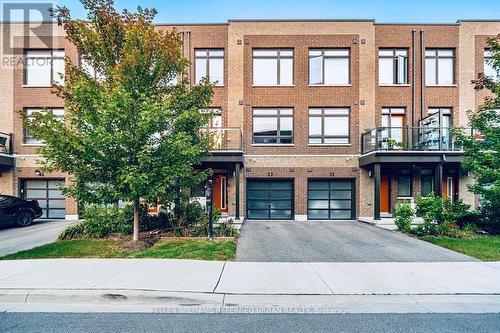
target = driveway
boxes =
[236,220,477,262]
[0,220,76,257]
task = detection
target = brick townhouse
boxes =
[0,19,498,222]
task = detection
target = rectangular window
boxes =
[252,108,293,144]
[398,169,412,197]
[484,49,499,81]
[308,108,350,144]
[253,49,293,86]
[378,49,408,84]
[24,49,65,86]
[421,169,434,196]
[309,49,350,85]
[425,49,454,85]
[195,49,224,86]
[24,108,64,144]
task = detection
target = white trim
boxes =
[65,215,78,221]
[295,215,307,222]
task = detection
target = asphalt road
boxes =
[0,220,75,257]
[1,313,499,333]
[236,220,476,262]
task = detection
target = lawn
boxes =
[1,238,236,261]
[420,235,500,261]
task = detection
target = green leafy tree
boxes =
[456,35,500,228]
[22,0,214,241]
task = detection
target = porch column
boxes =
[435,163,443,197]
[235,162,240,220]
[374,163,381,221]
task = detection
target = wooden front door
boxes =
[380,174,390,213]
[213,175,228,212]
[442,175,455,202]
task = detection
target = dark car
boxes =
[0,195,43,227]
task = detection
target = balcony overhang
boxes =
[359,150,463,167]
[0,153,15,169]
[200,150,244,166]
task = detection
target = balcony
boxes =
[359,126,470,166]
[0,131,14,169]
[202,127,243,165]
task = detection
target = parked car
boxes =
[0,195,43,227]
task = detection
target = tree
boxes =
[22,0,214,241]
[456,34,500,228]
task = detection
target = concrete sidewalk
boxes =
[0,259,499,313]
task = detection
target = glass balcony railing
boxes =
[361,126,471,154]
[206,127,242,152]
[0,132,13,155]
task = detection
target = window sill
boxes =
[22,143,46,147]
[309,84,351,87]
[252,85,295,87]
[22,85,53,88]
[308,144,351,147]
[252,144,295,147]
[425,84,457,87]
[379,84,411,87]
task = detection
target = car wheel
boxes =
[16,210,33,227]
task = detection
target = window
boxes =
[397,169,412,197]
[80,57,105,81]
[379,49,408,84]
[425,49,454,85]
[421,169,434,196]
[484,49,499,81]
[24,49,65,86]
[24,108,64,144]
[252,108,293,144]
[309,49,350,85]
[253,49,293,86]
[308,108,350,144]
[195,49,224,85]
[201,108,222,127]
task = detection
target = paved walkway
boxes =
[0,220,76,257]
[236,220,475,262]
[0,259,499,313]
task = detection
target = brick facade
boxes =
[0,20,498,220]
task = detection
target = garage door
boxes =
[247,180,293,220]
[22,179,66,219]
[308,180,355,220]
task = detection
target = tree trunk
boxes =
[133,197,140,242]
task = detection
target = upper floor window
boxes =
[484,49,499,81]
[24,108,64,144]
[24,49,65,86]
[425,49,454,85]
[309,49,350,85]
[379,49,408,85]
[308,108,350,144]
[253,49,293,86]
[195,49,224,86]
[201,108,222,128]
[80,57,105,82]
[252,108,293,144]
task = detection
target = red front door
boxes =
[213,175,228,212]
[380,174,390,213]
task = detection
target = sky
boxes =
[50,0,500,24]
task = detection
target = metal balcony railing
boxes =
[206,127,242,152]
[361,126,472,154]
[0,131,13,155]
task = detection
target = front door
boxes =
[442,175,456,202]
[213,175,228,212]
[380,174,390,213]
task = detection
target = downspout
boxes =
[411,29,416,127]
[420,30,425,121]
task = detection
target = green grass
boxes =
[1,238,236,261]
[420,235,500,261]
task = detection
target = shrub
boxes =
[189,218,239,238]
[416,193,444,223]
[59,205,132,240]
[169,201,210,236]
[393,203,415,233]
